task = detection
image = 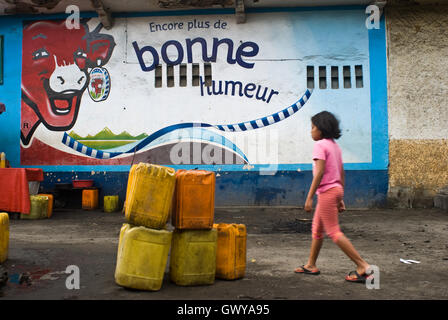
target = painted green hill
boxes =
[114,131,139,140]
[92,127,115,140]
[69,127,148,141]
[68,131,83,140]
[135,133,149,140]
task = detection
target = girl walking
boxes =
[295,111,371,283]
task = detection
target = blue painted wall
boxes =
[0,7,388,208]
[39,169,387,208]
[0,17,22,168]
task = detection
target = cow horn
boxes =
[92,23,104,34]
[80,17,92,25]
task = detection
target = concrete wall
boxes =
[0,7,389,208]
[386,4,448,207]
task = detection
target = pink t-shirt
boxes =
[312,138,343,194]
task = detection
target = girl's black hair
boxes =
[311,111,342,139]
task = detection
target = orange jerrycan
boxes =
[38,193,54,218]
[0,213,9,263]
[125,163,176,229]
[115,224,172,291]
[214,223,247,280]
[172,170,215,229]
[82,189,98,210]
[170,228,217,286]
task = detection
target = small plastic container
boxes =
[104,195,119,213]
[38,194,54,218]
[82,189,98,210]
[72,180,94,188]
[28,181,40,195]
[0,152,6,168]
[21,195,48,220]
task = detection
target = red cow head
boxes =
[91,78,104,95]
[21,20,115,145]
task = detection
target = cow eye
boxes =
[32,48,49,60]
[75,50,87,58]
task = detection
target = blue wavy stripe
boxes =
[62,89,312,160]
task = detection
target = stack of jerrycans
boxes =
[170,169,218,286]
[114,163,176,291]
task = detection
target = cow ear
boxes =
[87,34,116,67]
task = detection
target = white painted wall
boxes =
[26,10,375,166]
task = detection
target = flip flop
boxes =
[345,270,370,283]
[294,265,320,275]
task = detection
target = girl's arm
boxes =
[304,159,325,212]
[338,163,346,212]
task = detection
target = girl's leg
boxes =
[304,238,323,270]
[319,187,370,277]
[302,200,325,271]
[335,235,370,276]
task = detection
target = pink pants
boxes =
[312,186,344,243]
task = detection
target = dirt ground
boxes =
[0,206,447,300]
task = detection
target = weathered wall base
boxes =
[434,194,448,211]
[388,139,448,208]
[388,186,436,209]
[40,170,388,209]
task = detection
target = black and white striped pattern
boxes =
[214,89,312,132]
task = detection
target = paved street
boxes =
[1,207,447,300]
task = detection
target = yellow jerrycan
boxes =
[115,224,172,291]
[104,195,119,213]
[21,195,49,219]
[124,164,138,213]
[0,213,9,263]
[125,163,176,229]
[38,193,54,218]
[170,228,217,286]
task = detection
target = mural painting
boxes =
[20,11,373,168]
[21,20,115,146]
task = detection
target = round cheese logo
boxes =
[88,67,111,102]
